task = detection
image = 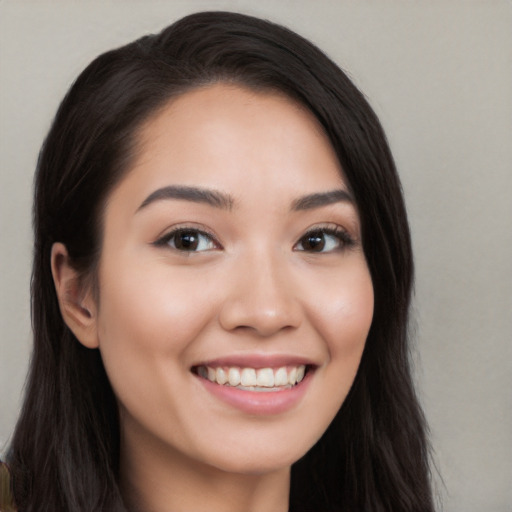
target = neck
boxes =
[119,427,290,512]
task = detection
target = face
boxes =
[92,84,373,475]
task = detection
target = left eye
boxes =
[294,228,351,253]
[158,229,218,252]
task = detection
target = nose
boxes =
[218,251,302,337]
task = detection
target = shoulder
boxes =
[0,461,17,512]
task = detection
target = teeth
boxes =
[241,368,257,386]
[256,368,274,387]
[228,367,241,386]
[198,364,307,389]
[274,367,288,386]
[216,367,228,385]
[237,385,282,392]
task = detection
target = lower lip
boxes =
[196,370,313,415]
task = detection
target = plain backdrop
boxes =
[1,1,511,510]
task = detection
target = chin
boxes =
[195,432,315,476]
[210,453,297,476]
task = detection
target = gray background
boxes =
[1,1,511,510]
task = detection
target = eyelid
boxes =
[153,223,222,250]
[152,222,357,253]
[293,223,356,252]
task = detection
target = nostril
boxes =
[217,268,302,335]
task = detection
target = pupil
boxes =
[305,232,325,251]
[176,231,198,250]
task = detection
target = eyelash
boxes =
[153,224,356,254]
[294,226,356,253]
[153,226,220,252]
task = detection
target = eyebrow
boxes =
[291,189,354,211]
[136,185,353,213]
[137,185,235,212]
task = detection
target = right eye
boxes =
[155,228,219,252]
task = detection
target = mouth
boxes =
[191,355,317,414]
[192,364,312,392]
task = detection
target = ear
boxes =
[51,242,99,349]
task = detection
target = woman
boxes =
[4,11,434,511]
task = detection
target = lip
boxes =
[193,353,316,369]
[193,364,315,415]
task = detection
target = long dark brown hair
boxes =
[7,11,434,511]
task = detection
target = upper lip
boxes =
[192,353,319,369]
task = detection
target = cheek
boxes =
[96,256,217,348]
[313,263,374,357]
[94,257,220,404]
[308,263,374,409]
[271,263,373,457]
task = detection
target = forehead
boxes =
[114,83,348,210]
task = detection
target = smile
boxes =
[192,359,315,415]
[195,364,307,391]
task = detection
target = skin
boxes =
[52,84,374,512]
